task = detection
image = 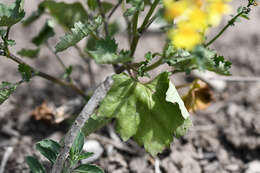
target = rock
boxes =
[245,160,260,173]
[130,157,149,173]
[81,140,104,164]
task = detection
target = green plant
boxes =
[0,0,257,172]
[26,131,104,173]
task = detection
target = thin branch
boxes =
[5,53,87,98]
[51,76,114,173]
[45,42,67,70]
[107,0,123,20]
[74,45,96,86]
[97,0,109,37]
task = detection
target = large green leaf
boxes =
[55,16,102,53]
[39,0,88,29]
[85,72,191,156]
[0,81,18,105]
[88,38,131,64]
[0,0,25,27]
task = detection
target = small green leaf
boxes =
[17,48,40,58]
[87,0,97,11]
[22,7,44,26]
[6,40,16,46]
[36,139,61,164]
[55,16,102,53]
[32,20,55,46]
[74,164,104,173]
[39,0,88,29]
[92,72,191,156]
[124,0,144,16]
[0,0,25,27]
[101,2,114,14]
[25,156,46,173]
[18,64,33,82]
[77,152,94,161]
[0,81,18,105]
[88,38,131,64]
[70,131,85,158]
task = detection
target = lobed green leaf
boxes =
[0,0,25,27]
[0,81,18,105]
[55,16,102,53]
[84,72,191,156]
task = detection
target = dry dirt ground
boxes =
[0,0,260,173]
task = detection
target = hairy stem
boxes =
[51,76,113,173]
[130,0,160,56]
[205,11,245,47]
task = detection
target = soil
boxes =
[0,0,260,173]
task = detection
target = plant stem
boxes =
[107,0,123,20]
[144,57,163,72]
[74,45,96,86]
[51,76,113,173]
[130,0,160,56]
[205,11,244,47]
[45,42,67,70]
[5,53,87,98]
[97,0,109,37]
[130,11,140,56]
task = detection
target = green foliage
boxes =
[39,0,88,29]
[74,164,104,173]
[17,48,40,58]
[88,38,131,64]
[165,45,231,75]
[0,0,25,27]
[70,131,85,159]
[124,0,145,16]
[84,72,191,156]
[32,20,55,46]
[26,133,104,173]
[36,139,61,164]
[0,81,18,105]
[18,64,33,82]
[25,156,46,173]
[55,16,102,53]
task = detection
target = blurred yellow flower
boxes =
[207,0,231,26]
[164,0,188,20]
[169,23,202,50]
[188,8,208,30]
[163,0,232,50]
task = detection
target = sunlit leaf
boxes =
[55,16,102,53]
[0,81,18,105]
[84,72,191,156]
[0,0,25,27]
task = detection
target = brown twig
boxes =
[51,76,113,173]
[5,53,87,98]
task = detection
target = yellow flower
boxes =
[169,23,202,50]
[164,0,189,20]
[188,7,208,31]
[207,0,231,26]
